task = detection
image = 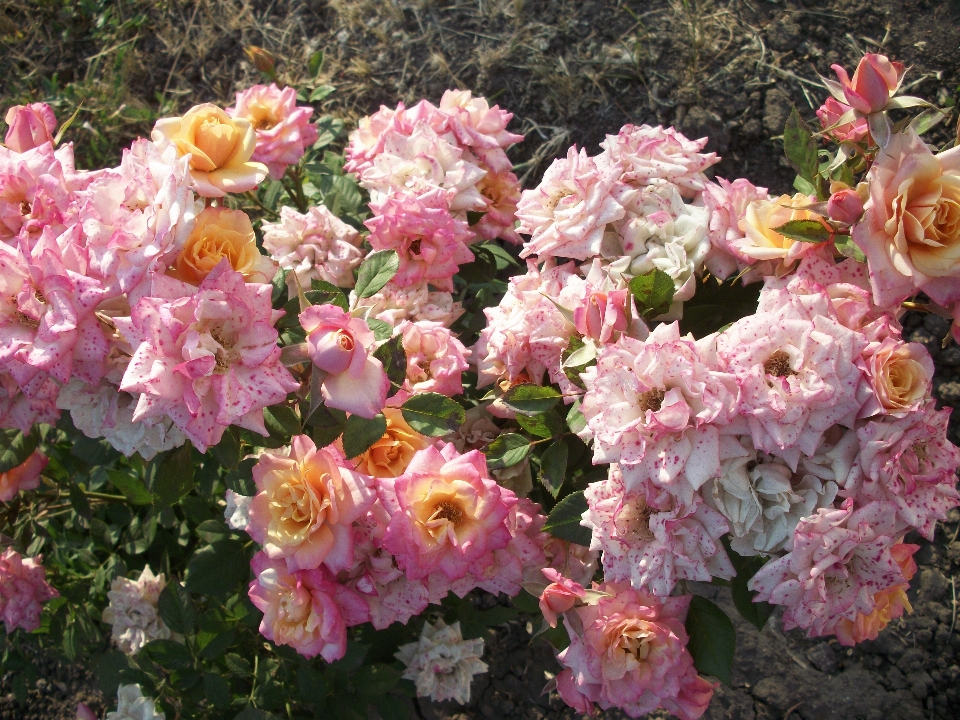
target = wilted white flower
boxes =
[106,684,165,720]
[703,432,846,556]
[101,566,174,655]
[57,380,186,460]
[352,282,463,328]
[224,490,253,531]
[395,619,487,704]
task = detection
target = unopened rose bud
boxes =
[831,53,904,115]
[573,289,629,343]
[827,188,865,226]
[4,103,57,152]
[245,46,276,78]
[75,702,97,720]
[538,568,586,628]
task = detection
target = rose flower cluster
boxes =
[2,49,959,720]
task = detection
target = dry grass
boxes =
[2,0,957,187]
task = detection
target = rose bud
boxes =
[299,304,389,418]
[831,53,905,115]
[816,97,868,143]
[827,188,865,226]
[574,289,629,343]
[4,103,57,152]
[538,568,586,628]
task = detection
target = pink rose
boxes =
[75,702,97,720]
[831,53,905,115]
[0,548,59,634]
[378,443,516,581]
[0,450,47,502]
[248,552,369,661]
[750,499,908,638]
[852,129,960,309]
[827,188,865,226]
[538,569,586,627]
[555,669,594,714]
[699,177,769,280]
[556,582,715,719]
[116,261,299,452]
[4,104,57,153]
[248,435,377,572]
[816,97,868,143]
[299,304,389,419]
[227,84,319,180]
[857,336,933,418]
[364,193,474,292]
[391,320,470,405]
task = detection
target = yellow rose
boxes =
[172,206,276,284]
[863,337,933,414]
[152,103,267,197]
[735,193,829,274]
[351,407,432,478]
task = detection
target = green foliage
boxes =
[0,427,40,473]
[342,414,388,458]
[771,219,832,243]
[628,269,676,318]
[684,596,736,685]
[400,393,465,436]
[500,384,562,416]
[354,250,400,299]
[483,433,532,469]
[542,491,591,545]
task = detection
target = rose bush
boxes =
[0,50,958,720]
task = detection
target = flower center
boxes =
[336,330,355,352]
[211,329,241,372]
[546,189,574,212]
[637,388,665,414]
[430,500,464,526]
[615,497,656,542]
[764,350,795,377]
[409,238,422,256]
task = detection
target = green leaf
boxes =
[210,426,241,470]
[354,250,400,299]
[500,384,562,416]
[305,403,347,447]
[69,484,92,520]
[783,108,819,184]
[198,630,236,659]
[373,696,410,720]
[224,457,257,496]
[353,663,401,695]
[149,445,195,508]
[203,672,231,709]
[479,242,521,270]
[308,50,324,78]
[466,210,485,226]
[141,639,192,670]
[542,491,591,545]
[297,665,328,705]
[107,470,154,505]
[157,582,195,635]
[234,709,280,720]
[264,404,301,438]
[401,393,465,436]
[342,413,387,458]
[835,234,866,262]
[793,175,817,195]
[483,433,531,469]
[309,85,336,102]
[722,539,775,631]
[684,595,735,685]
[0,427,39,473]
[511,589,541,614]
[771,218,832,244]
[94,650,132,696]
[566,401,587,435]
[539,439,568,497]
[629,268,675,318]
[184,539,248,596]
[373,333,407,390]
[367,318,394,341]
[516,410,562,438]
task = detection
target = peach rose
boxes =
[732,193,829,275]
[858,337,933,417]
[172,206,276,284]
[152,103,268,197]
[248,435,377,572]
[853,130,960,308]
[351,407,432,478]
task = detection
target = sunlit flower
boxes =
[171,206,276,285]
[0,449,46,501]
[351,406,432,478]
[248,435,376,572]
[101,566,172,655]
